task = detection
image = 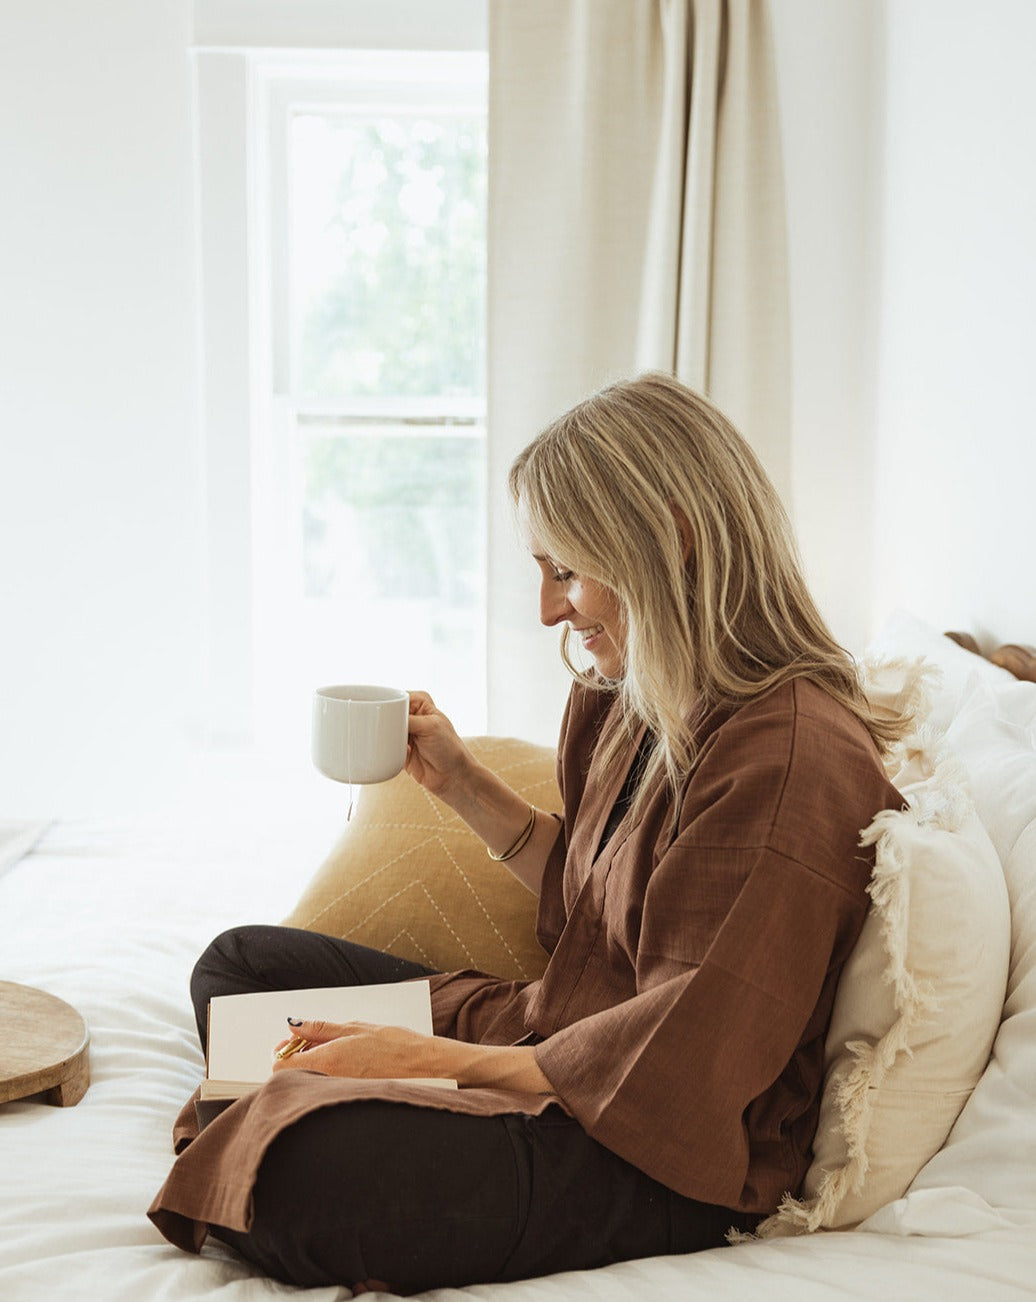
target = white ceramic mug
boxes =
[312,685,410,784]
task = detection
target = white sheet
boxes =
[0,820,50,877]
[2,750,1034,1301]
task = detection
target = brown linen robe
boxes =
[149,677,901,1251]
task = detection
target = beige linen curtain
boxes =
[486,0,790,740]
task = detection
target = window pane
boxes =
[296,421,486,731]
[290,111,487,401]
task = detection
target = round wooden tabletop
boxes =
[0,980,90,1106]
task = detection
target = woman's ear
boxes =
[672,505,693,563]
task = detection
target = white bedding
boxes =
[2,618,1036,1301]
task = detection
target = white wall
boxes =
[872,0,1036,648]
[0,1,204,818]
[770,0,886,656]
[773,0,1036,656]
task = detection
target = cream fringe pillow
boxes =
[756,659,1010,1235]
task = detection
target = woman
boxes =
[149,374,904,1292]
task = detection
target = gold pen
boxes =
[275,1034,310,1061]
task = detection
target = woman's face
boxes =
[521,518,626,679]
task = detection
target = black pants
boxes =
[191,925,756,1294]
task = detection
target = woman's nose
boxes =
[540,579,572,627]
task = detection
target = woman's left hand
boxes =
[270,1019,554,1094]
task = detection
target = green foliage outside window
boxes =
[302,433,484,604]
[291,106,487,651]
[295,113,487,401]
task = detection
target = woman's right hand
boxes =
[405,691,476,799]
[404,691,560,896]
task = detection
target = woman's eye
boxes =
[552,570,574,583]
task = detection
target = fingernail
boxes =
[287,1017,303,1027]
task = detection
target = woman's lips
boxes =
[575,624,604,648]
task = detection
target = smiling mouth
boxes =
[575,624,604,646]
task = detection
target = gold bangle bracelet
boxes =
[488,804,537,862]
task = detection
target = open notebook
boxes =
[201,979,457,1109]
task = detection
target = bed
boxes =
[2,610,1035,1301]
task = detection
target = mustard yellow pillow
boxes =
[283,737,559,980]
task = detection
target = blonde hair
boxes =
[509,372,905,802]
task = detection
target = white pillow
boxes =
[898,674,1036,1223]
[864,609,1014,732]
[944,676,1036,861]
[757,659,1011,1235]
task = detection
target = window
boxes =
[193,37,488,749]
[254,51,488,747]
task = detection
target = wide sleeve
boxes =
[533,843,864,1208]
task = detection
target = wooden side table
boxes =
[0,980,90,1106]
